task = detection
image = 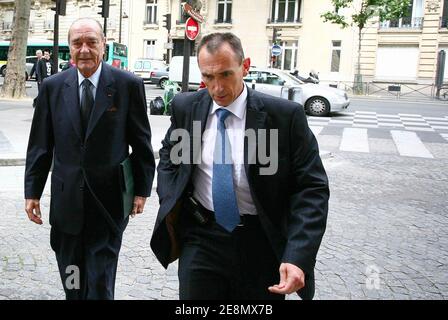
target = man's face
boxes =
[43,52,50,60]
[198,43,250,107]
[36,51,42,59]
[69,20,105,78]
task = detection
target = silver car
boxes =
[132,58,169,88]
[244,68,350,117]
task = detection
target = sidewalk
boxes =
[0,98,332,166]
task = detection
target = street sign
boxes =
[271,44,282,57]
[182,2,204,23]
[164,42,174,50]
[185,17,200,41]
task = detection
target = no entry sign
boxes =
[185,17,200,41]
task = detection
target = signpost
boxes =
[271,44,282,56]
[181,3,203,92]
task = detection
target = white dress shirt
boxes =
[192,85,258,215]
[77,62,102,104]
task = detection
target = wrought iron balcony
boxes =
[379,17,424,29]
[267,17,302,24]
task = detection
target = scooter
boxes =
[290,70,319,84]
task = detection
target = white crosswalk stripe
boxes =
[390,130,434,159]
[340,128,369,153]
[309,126,324,136]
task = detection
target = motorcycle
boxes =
[290,70,319,84]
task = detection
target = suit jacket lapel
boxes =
[244,87,267,178]
[85,62,116,142]
[191,92,212,165]
[63,67,82,141]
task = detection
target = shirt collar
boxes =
[77,62,102,89]
[211,84,247,120]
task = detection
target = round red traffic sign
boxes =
[185,17,200,41]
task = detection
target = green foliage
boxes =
[321,0,412,30]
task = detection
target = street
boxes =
[0,79,447,299]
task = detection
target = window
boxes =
[375,46,419,81]
[145,0,158,24]
[331,41,342,72]
[145,40,156,59]
[442,0,448,27]
[178,1,187,24]
[216,0,232,23]
[3,10,13,30]
[44,10,54,30]
[270,0,301,23]
[380,0,423,29]
[268,40,298,71]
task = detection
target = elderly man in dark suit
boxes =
[24,18,155,300]
[151,32,329,300]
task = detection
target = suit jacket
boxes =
[36,58,54,83]
[150,87,329,300]
[25,62,156,235]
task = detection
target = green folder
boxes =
[119,157,134,218]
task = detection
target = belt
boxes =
[187,196,259,227]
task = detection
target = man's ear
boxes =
[242,57,251,76]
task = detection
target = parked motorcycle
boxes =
[290,70,319,84]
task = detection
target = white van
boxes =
[168,56,202,90]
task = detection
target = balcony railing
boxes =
[1,21,13,31]
[214,18,232,24]
[267,17,302,24]
[379,17,424,29]
[143,19,158,25]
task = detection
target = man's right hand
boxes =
[25,199,43,225]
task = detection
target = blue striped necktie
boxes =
[212,108,240,232]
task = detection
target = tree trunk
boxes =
[0,0,31,99]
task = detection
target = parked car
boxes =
[149,67,169,89]
[244,67,350,116]
[132,58,168,87]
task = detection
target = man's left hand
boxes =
[268,263,305,294]
[131,196,147,218]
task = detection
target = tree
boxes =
[0,0,31,99]
[321,0,411,94]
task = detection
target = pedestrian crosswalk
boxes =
[311,126,446,159]
[308,111,448,133]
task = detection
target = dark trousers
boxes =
[178,213,285,300]
[50,191,128,300]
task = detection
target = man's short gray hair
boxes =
[68,18,104,43]
[197,32,245,65]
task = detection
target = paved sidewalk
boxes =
[0,98,332,166]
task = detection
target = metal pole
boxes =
[104,17,107,38]
[119,0,122,43]
[53,9,59,75]
[182,37,191,92]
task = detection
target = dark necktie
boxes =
[212,108,240,232]
[80,79,94,138]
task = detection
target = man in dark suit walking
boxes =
[150,32,329,300]
[24,18,155,300]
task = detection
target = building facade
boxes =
[127,0,359,85]
[0,0,129,45]
[1,0,448,88]
[361,0,448,85]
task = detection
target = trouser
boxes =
[178,200,284,300]
[50,191,128,300]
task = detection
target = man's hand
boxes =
[268,263,305,295]
[131,196,147,218]
[25,199,43,225]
